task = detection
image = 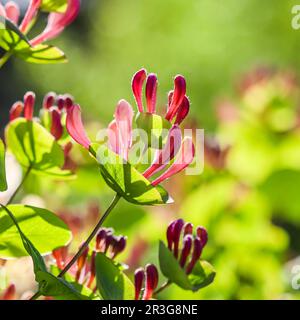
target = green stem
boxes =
[0,51,13,69]
[8,166,32,205]
[58,194,121,278]
[154,280,172,296]
[29,292,42,301]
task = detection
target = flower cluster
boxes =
[0,0,80,47]
[134,264,159,300]
[52,228,126,289]
[167,219,208,274]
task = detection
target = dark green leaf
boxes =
[95,253,135,300]
[0,139,7,192]
[92,144,173,205]
[41,0,68,12]
[158,241,216,292]
[5,118,73,178]
[0,204,72,259]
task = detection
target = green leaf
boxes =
[41,0,68,13]
[95,253,135,300]
[158,241,216,292]
[92,144,173,205]
[5,118,73,178]
[0,17,31,52]
[0,205,72,259]
[135,113,171,148]
[15,44,67,64]
[0,139,7,192]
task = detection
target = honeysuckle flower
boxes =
[134,264,159,300]
[166,219,208,274]
[23,91,35,120]
[132,69,190,125]
[9,101,24,121]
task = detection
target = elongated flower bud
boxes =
[165,75,186,121]
[186,237,202,274]
[172,219,184,259]
[9,101,23,121]
[87,250,96,288]
[132,69,147,112]
[57,95,65,110]
[96,229,107,252]
[196,226,208,247]
[66,104,91,149]
[23,91,35,120]
[175,96,190,125]
[143,264,159,300]
[64,95,74,110]
[151,138,195,186]
[179,234,193,267]
[43,92,56,109]
[146,73,158,114]
[166,220,176,250]
[52,246,68,269]
[76,245,89,281]
[50,108,63,140]
[134,268,145,300]
[5,1,20,24]
[19,0,41,33]
[111,236,127,259]
[184,222,193,235]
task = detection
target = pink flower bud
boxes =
[96,229,107,252]
[166,220,176,250]
[132,69,147,112]
[50,108,63,140]
[143,264,159,300]
[52,246,68,270]
[179,234,193,267]
[165,75,186,121]
[196,226,208,247]
[57,95,65,110]
[172,219,184,259]
[1,284,16,300]
[76,245,89,281]
[23,91,35,120]
[64,95,74,110]
[87,250,96,288]
[111,236,127,259]
[66,104,91,149]
[184,222,193,235]
[186,237,202,274]
[151,137,195,186]
[5,1,20,25]
[19,0,41,33]
[145,73,158,113]
[9,101,23,121]
[175,96,190,125]
[43,92,56,109]
[134,267,145,300]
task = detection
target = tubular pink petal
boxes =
[19,0,41,33]
[179,234,193,267]
[186,237,203,274]
[143,264,159,300]
[165,75,186,121]
[143,125,182,179]
[107,120,121,155]
[175,96,190,125]
[50,108,63,140]
[30,0,80,46]
[151,138,195,186]
[132,69,147,112]
[114,99,134,161]
[5,1,20,24]
[145,73,158,113]
[23,91,35,120]
[66,104,91,149]
[134,268,145,300]
[9,101,23,121]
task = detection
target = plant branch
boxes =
[58,193,121,278]
[8,166,32,205]
[0,51,13,69]
[154,280,172,296]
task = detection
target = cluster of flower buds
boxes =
[66,70,195,187]
[167,219,208,274]
[0,0,80,47]
[9,91,74,142]
[0,284,16,300]
[52,228,126,290]
[134,264,159,300]
[132,68,190,125]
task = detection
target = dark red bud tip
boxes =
[145,73,158,113]
[167,220,176,250]
[43,92,56,109]
[9,101,24,121]
[23,91,35,120]
[134,267,145,300]
[104,234,114,253]
[179,234,193,267]
[186,237,202,274]
[143,264,159,300]
[184,222,193,235]
[175,96,190,125]
[64,94,74,110]
[50,108,63,140]
[96,229,107,252]
[132,68,147,112]
[111,236,127,259]
[1,284,16,300]
[173,219,185,259]
[57,95,65,110]
[196,226,208,247]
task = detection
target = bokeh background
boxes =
[2,0,300,299]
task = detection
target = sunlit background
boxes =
[2,0,300,299]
